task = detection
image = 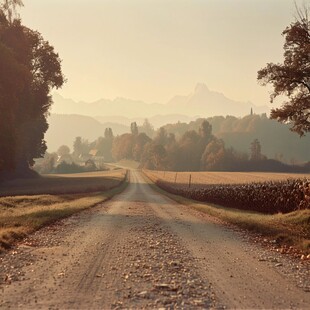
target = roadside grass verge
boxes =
[0,171,128,251]
[142,171,310,253]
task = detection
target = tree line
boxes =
[38,119,309,174]
[161,114,310,163]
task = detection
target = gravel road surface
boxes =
[0,170,309,309]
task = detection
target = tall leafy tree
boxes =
[130,122,138,136]
[104,127,114,139]
[94,129,114,162]
[250,139,262,161]
[258,5,310,136]
[198,120,213,160]
[177,130,202,171]
[0,3,65,173]
[112,134,134,161]
[140,118,154,138]
[201,138,226,171]
[140,143,167,170]
[199,120,212,142]
[57,145,70,157]
[0,37,28,170]
[132,133,151,161]
[153,127,168,146]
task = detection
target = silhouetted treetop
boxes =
[258,5,310,136]
[0,0,23,22]
[130,122,138,136]
[0,2,65,174]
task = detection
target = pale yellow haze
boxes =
[21,0,300,107]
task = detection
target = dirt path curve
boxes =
[1,170,309,309]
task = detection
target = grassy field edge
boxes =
[141,170,310,255]
[0,171,129,252]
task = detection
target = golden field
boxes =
[0,169,128,250]
[144,170,310,189]
[0,169,127,196]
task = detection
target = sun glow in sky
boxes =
[20,0,300,106]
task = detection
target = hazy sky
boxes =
[20,0,301,106]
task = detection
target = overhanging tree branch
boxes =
[257,5,310,136]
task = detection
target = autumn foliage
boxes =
[258,7,310,136]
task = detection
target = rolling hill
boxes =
[45,114,129,152]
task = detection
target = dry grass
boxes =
[144,170,310,189]
[0,170,128,251]
[0,170,127,196]
[193,203,310,251]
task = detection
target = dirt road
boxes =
[1,170,309,309]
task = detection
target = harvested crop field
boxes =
[143,170,310,214]
[0,169,127,196]
[144,170,310,189]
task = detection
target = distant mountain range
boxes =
[46,83,271,152]
[51,83,269,118]
[167,83,268,116]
